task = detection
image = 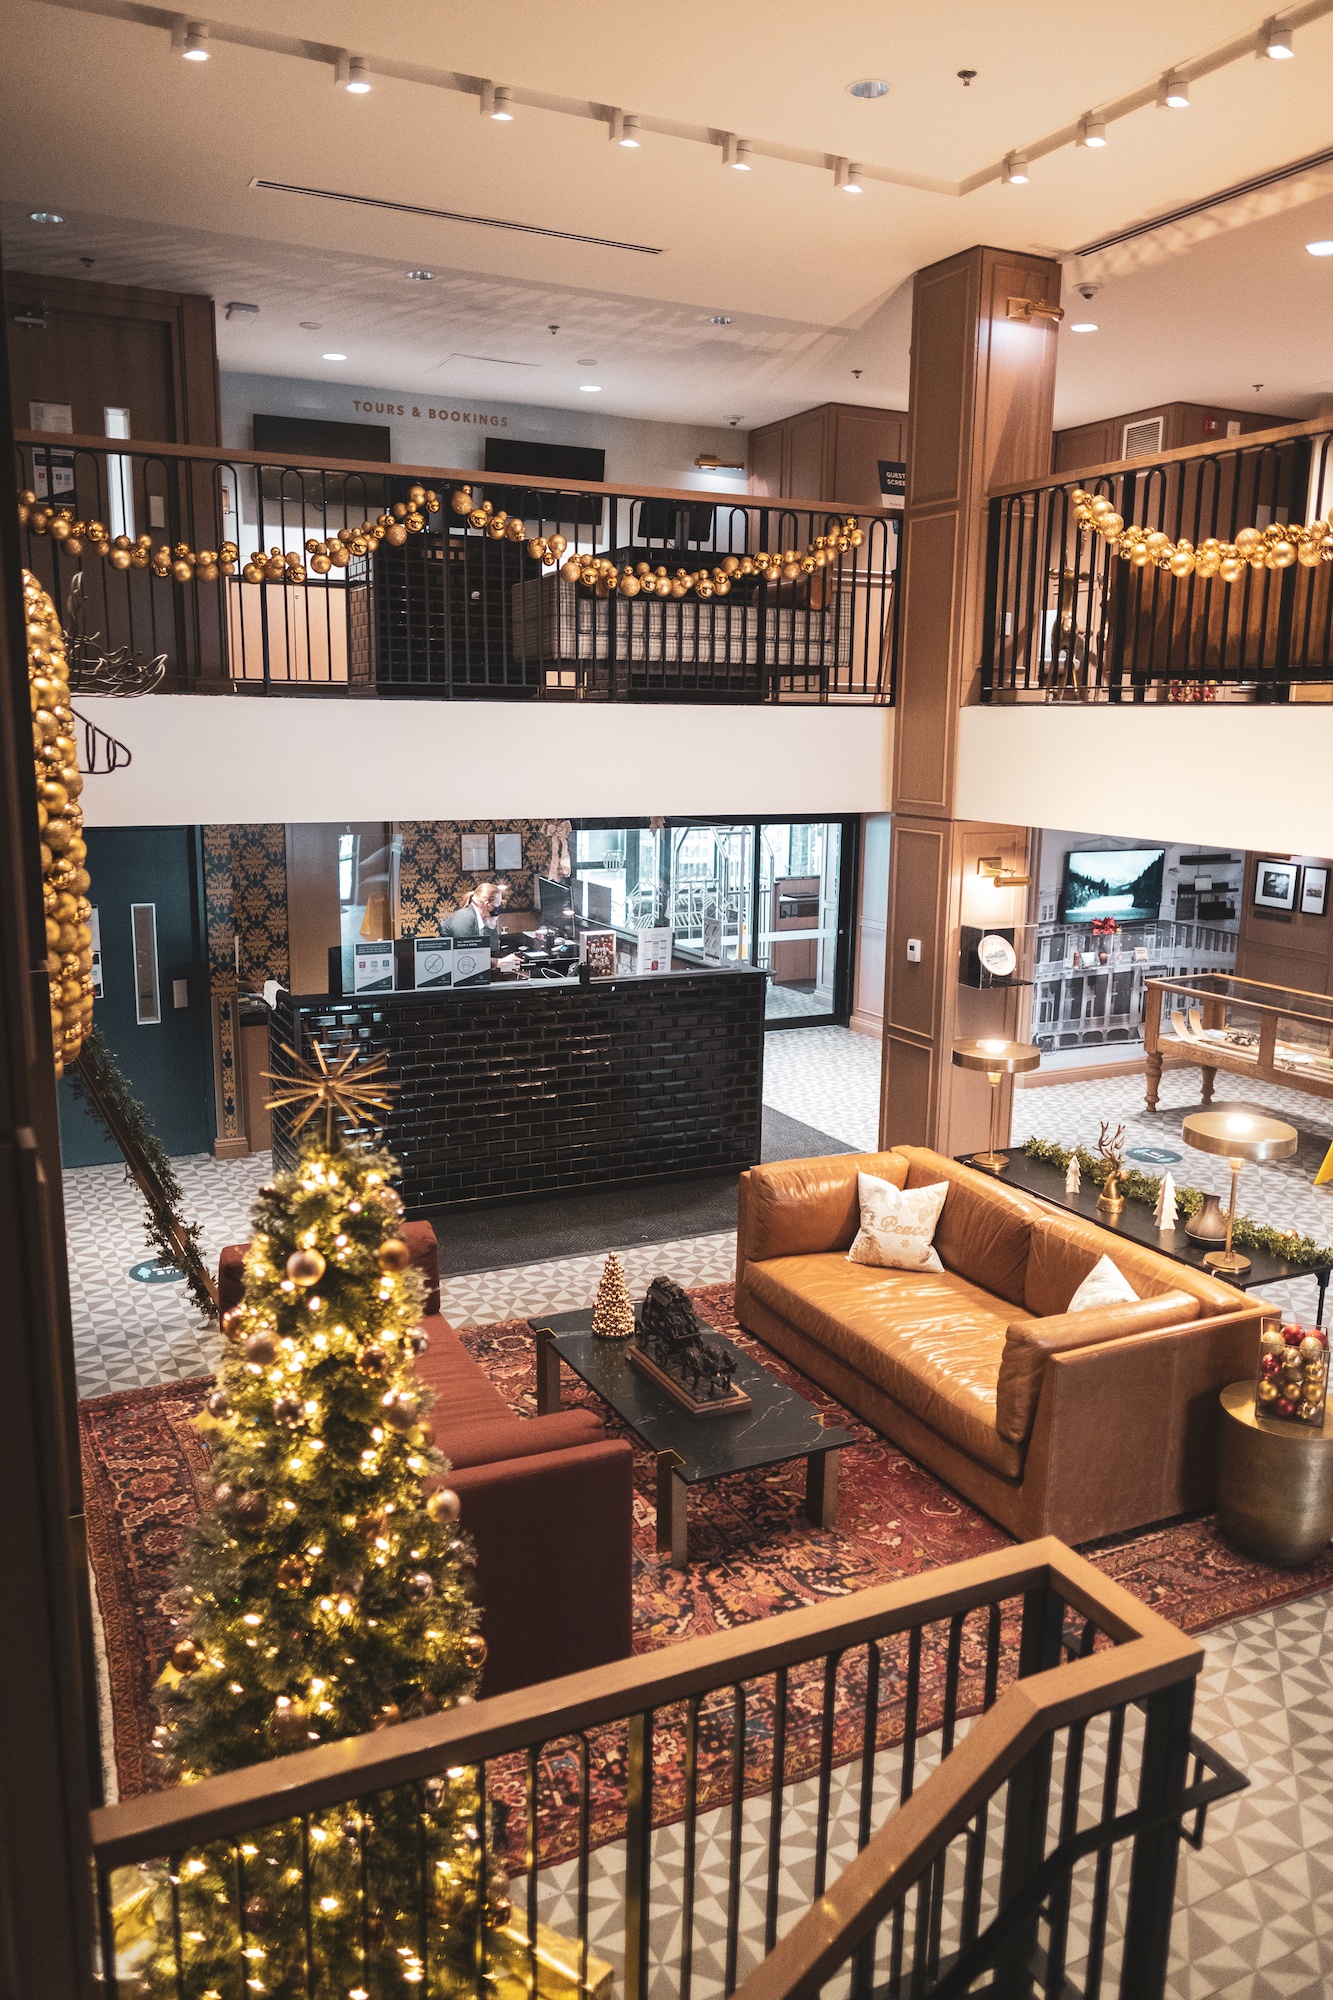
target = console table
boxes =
[958,1147,1330,1325]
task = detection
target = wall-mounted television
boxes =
[1061,847,1165,925]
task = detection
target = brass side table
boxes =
[1216,1380,1333,1566]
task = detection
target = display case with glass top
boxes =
[1145,973,1333,1109]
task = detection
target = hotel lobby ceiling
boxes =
[4,0,1333,426]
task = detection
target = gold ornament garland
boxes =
[1074,488,1333,580]
[25,571,95,1075]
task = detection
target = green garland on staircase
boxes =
[1022,1136,1333,1271]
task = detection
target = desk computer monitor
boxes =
[538,876,577,938]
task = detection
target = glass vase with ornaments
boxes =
[1257,1321,1328,1426]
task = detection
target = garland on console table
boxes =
[1073,488,1333,580]
[1023,1136,1333,1269]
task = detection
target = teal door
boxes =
[58,825,214,1167]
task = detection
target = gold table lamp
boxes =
[952,1038,1041,1171]
[1181,1104,1298,1275]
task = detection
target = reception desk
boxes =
[268,967,767,1214]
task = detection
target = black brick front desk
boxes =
[268,969,767,1214]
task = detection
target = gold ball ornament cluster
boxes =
[1074,489,1333,580]
[303,486,441,575]
[25,572,94,1076]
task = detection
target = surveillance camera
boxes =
[1075,281,1100,302]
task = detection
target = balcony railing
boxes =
[14,433,898,705]
[90,1539,1241,1999]
[982,419,1333,702]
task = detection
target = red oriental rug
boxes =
[82,1283,1333,1859]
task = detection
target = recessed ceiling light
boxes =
[29,210,63,224]
[1158,71,1189,109]
[1069,322,1099,333]
[322,351,348,361]
[406,269,435,281]
[1001,151,1029,185]
[579,384,602,392]
[1306,240,1333,256]
[710,315,733,325]
[848,79,889,99]
[1260,18,1294,57]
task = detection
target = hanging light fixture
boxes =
[1259,17,1294,57]
[334,51,370,92]
[172,18,210,59]
[481,82,513,120]
[1001,151,1029,185]
[1158,71,1190,108]
[1077,114,1107,148]
[722,134,752,170]
[834,158,864,193]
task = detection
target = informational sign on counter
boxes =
[352,945,395,993]
[450,943,491,987]
[580,930,617,978]
[702,917,723,963]
[410,938,453,989]
[636,926,673,975]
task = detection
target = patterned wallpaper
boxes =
[396,819,555,936]
[203,824,289,1142]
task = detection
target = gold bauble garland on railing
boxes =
[25,571,95,1076]
[1073,487,1333,580]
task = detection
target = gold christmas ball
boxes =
[1270,541,1296,568]
[548,534,567,557]
[426,1486,460,1525]
[383,1391,420,1434]
[377,1236,412,1273]
[527,538,548,561]
[462,1633,488,1668]
[1167,548,1195,577]
[1299,1336,1324,1361]
[276,1554,311,1591]
[468,509,488,531]
[110,548,133,571]
[170,1638,203,1674]
[487,515,507,539]
[286,1248,326,1286]
[385,523,408,546]
[505,517,526,541]
[246,1329,277,1365]
[310,553,333,574]
[1257,1378,1279,1402]
[451,487,473,515]
[1218,556,1244,584]
[242,563,264,584]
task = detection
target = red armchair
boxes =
[216,1221,634,1696]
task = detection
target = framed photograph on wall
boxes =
[1301,866,1329,917]
[1253,859,1299,912]
[460,833,490,873]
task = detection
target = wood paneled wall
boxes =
[1236,851,1333,997]
[1053,402,1297,476]
[748,402,907,506]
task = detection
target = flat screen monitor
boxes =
[538,875,577,938]
[483,436,605,529]
[1061,848,1166,924]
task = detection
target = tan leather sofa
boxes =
[735,1146,1264,1544]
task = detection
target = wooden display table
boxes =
[1216,1380,1333,1566]
[1144,972,1333,1113]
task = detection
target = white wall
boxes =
[957,706,1333,858]
[221,371,749,497]
[77,697,893,827]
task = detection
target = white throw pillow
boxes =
[1067,1254,1138,1313]
[847,1172,948,1273]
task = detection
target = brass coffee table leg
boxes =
[805,1448,840,1529]
[656,1451,688,1567]
[534,1326,562,1415]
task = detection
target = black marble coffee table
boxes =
[533,1307,852,1566]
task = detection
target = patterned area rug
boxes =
[82,1283,1333,1858]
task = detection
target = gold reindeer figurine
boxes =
[1095,1120,1127,1218]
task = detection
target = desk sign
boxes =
[636,926,673,975]
[353,944,395,994]
[410,938,453,989]
[451,943,491,987]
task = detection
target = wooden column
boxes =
[882,246,1061,1155]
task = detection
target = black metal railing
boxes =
[90,1542,1240,1999]
[15,433,898,704]
[982,419,1333,701]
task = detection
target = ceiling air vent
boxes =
[1122,417,1164,459]
[248,179,663,256]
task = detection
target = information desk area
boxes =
[268,965,767,1214]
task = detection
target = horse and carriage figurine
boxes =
[629,1276,750,1416]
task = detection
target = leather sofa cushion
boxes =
[747,1253,1026,1478]
[414,1315,513,1435]
[742,1152,909,1263]
[895,1148,1039,1309]
[1023,1213,1239,1320]
[995,1289,1201,1445]
[438,1408,606,1470]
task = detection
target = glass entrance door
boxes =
[757,821,844,1022]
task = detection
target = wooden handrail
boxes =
[11,430,895,524]
[89,1539,1190,1869]
[987,414,1331,501]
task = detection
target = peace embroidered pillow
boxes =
[1067,1254,1138,1313]
[847,1172,948,1272]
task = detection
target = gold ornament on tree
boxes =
[591,1252,635,1339]
[25,571,94,1075]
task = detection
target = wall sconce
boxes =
[1005,297,1065,324]
[695,453,746,470]
[977,856,1031,889]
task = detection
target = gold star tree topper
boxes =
[264,1042,395,1146]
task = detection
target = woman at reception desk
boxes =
[442,881,522,973]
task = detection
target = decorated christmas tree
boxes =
[145,1050,500,1995]
[591,1252,635,1338]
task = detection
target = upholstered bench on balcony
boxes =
[736,1148,1265,1545]
[217,1221,634,1696]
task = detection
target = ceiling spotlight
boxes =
[579,384,602,393]
[322,351,348,361]
[335,51,370,92]
[406,269,435,281]
[1260,17,1294,57]
[1077,114,1107,148]
[722,134,752,170]
[481,81,513,120]
[1069,322,1099,333]
[1158,71,1189,108]
[1307,240,1333,256]
[848,79,889,99]
[710,315,733,325]
[28,210,63,224]
[1001,151,1029,185]
[608,109,641,147]
[171,18,210,59]
[834,158,864,193]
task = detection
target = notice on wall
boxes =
[493,832,523,872]
[353,945,395,994]
[461,833,490,873]
[636,926,674,976]
[878,460,906,509]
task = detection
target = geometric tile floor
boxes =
[62,1026,1333,1998]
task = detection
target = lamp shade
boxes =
[1181,1105,1298,1164]
[951,1038,1041,1076]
